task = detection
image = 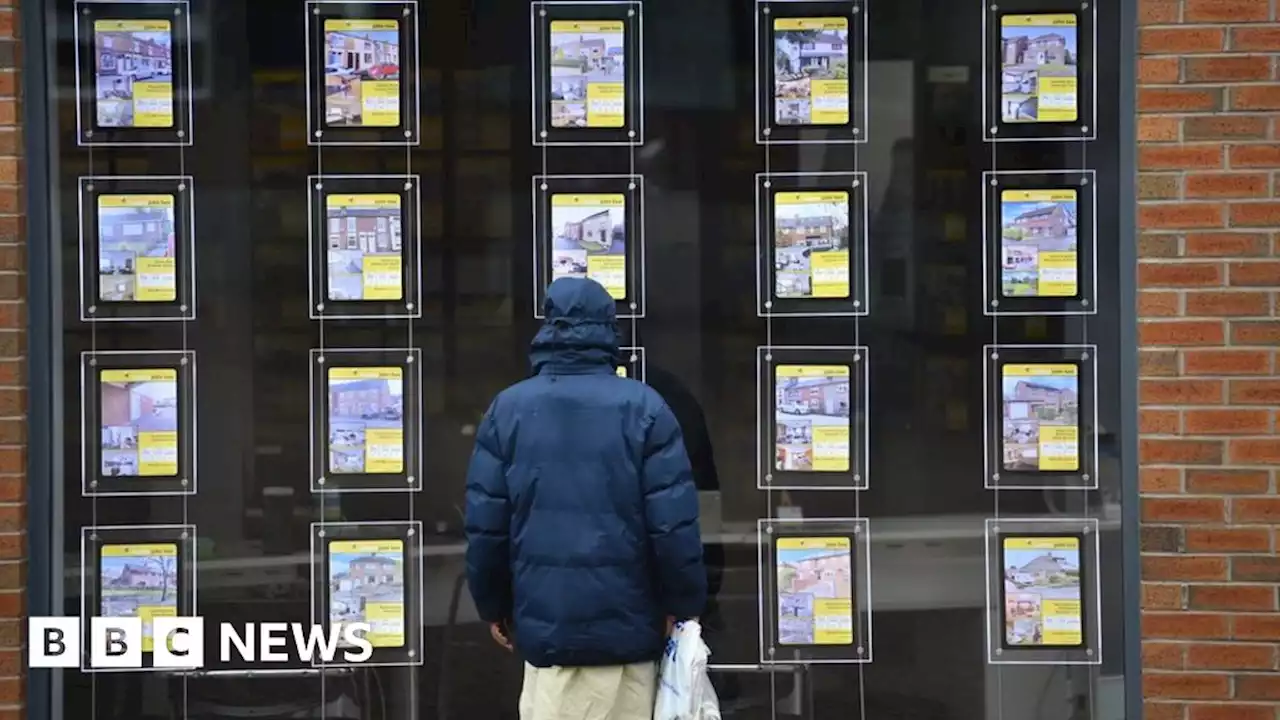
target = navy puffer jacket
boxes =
[464,277,707,668]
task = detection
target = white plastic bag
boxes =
[654,620,721,720]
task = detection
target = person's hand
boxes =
[665,616,675,636]
[490,622,513,652]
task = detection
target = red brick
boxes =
[1232,322,1280,345]
[1144,27,1227,54]
[1188,643,1276,671]
[1140,262,1224,287]
[1184,350,1272,375]
[1143,672,1231,699]
[1145,583,1186,610]
[1144,467,1185,493]
[1141,203,1226,229]
[1141,349,1181,377]
[1140,320,1227,346]
[1187,172,1270,198]
[1234,556,1280,582]
[1144,497,1226,523]
[1185,291,1271,316]
[1145,641,1186,669]
[1143,557,1230,583]
[1233,27,1280,51]
[1234,85,1280,111]
[1142,408,1182,433]
[1186,527,1272,552]
[1234,498,1280,522]
[1143,438,1226,464]
[1186,55,1273,82]
[1230,261,1280,287]
[1190,706,1273,720]
[1141,291,1182,317]
[1230,201,1280,226]
[1141,87,1225,112]
[1190,584,1277,611]
[1141,0,1181,24]
[1231,439,1280,464]
[1142,233,1183,258]
[1237,675,1280,700]
[1142,57,1183,83]
[1187,116,1268,141]
[1188,469,1270,494]
[1148,703,1187,720]
[1185,0,1271,21]
[1141,116,1183,142]
[1142,145,1226,170]
[1234,614,1280,640]
[1230,144,1280,167]
[1143,379,1225,404]
[1185,409,1271,435]
[1142,175,1183,200]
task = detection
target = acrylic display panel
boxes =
[309,348,422,493]
[74,0,194,146]
[305,0,421,146]
[756,172,868,317]
[81,350,196,497]
[983,1,1096,142]
[985,518,1102,665]
[758,517,873,664]
[79,176,196,322]
[310,521,424,667]
[80,524,197,672]
[983,344,1098,490]
[617,346,645,382]
[532,174,646,319]
[531,1,643,146]
[983,170,1096,316]
[754,0,868,145]
[757,346,869,491]
[307,174,422,319]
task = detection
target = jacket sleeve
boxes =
[640,402,708,620]
[464,405,513,624]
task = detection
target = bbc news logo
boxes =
[29,617,374,669]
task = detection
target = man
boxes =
[464,277,707,720]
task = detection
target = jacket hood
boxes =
[530,277,620,374]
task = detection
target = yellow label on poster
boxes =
[773,17,847,31]
[139,605,176,652]
[616,366,628,378]
[809,79,850,125]
[811,425,850,472]
[552,194,624,207]
[364,601,406,647]
[361,80,400,127]
[102,368,176,383]
[137,430,179,476]
[550,20,624,33]
[585,81,625,128]
[326,20,399,32]
[362,255,402,300]
[1037,251,1077,296]
[132,81,174,127]
[587,255,626,300]
[810,251,850,298]
[95,19,171,32]
[777,365,846,379]
[1004,364,1076,378]
[1002,14,1078,27]
[102,543,175,557]
[330,539,401,554]
[364,428,404,473]
[329,194,401,209]
[99,194,174,209]
[134,257,177,302]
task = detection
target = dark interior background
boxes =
[44,0,1129,718]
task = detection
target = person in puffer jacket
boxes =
[464,276,708,720]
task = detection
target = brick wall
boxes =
[0,0,20,717]
[1139,0,1280,718]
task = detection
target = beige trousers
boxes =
[519,661,657,720]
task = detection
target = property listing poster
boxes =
[1002,536,1083,646]
[326,194,404,301]
[100,369,179,477]
[93,20,175,128]
[328,539,406,648]
[777,537,854,646]
[97,194,178,303]
[1001,364,1080,472]
[1000,14,1079,123]
[100,543,180,653]
[327,367,405,475]
[774,191,851,299]
[550,193,627,299]
[548,21,625,129]
[773,17,850,126]
[323,20,401,127]
[1001,189,1078,297]
[775,365,851,472]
